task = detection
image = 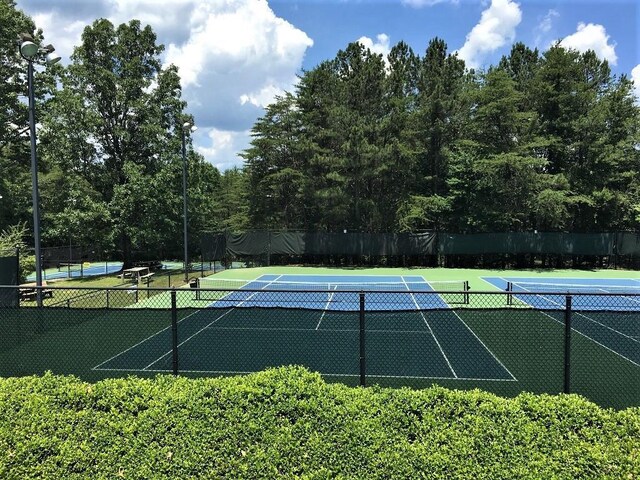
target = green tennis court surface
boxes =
[96,275,507,381]
[94,307,514,382]
[0,272,638,409]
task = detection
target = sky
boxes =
[16,0,640,171]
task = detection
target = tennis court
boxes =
[27,262,124,281]
[483,277,640,367]
[94,274,514,382]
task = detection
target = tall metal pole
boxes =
[27,60,43,307]
[182,129,188,282]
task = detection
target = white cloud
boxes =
[195,128,251,171]
[559,22,617,66]
[632,65,640,104]
[533,9,559,48]
[163,0,313,143]
[538,9,558,34]
[26,0,313,170]
[357,33,391,58]
[32,12,86,63]
[456,0,522,70]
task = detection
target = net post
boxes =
[171,288,179,375]
[564,295,572,394]
[506,281,513,305]
[195,277,201,301]
[359,292,366,387]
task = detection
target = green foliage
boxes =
[245,39,639,234]
[2,0,639,259]
[0,367,637,478]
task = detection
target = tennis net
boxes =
[195,278,469,304]
[58,262,83,272]
[506,281,640,294]
[506,281,640,305]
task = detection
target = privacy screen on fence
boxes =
[202,231,640,259]
[0,256,18,307]
[219,231,438,257]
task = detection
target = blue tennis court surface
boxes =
[28,262,124,281]
[202,274,459,310]
[482,277,640,311]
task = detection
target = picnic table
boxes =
[19,281,53,301]
[117,267,155,284]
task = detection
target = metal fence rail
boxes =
[0,285,637,409]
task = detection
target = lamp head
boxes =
[46,52,61,65]
[19,40,38,59]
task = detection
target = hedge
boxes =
[0,367,638,478]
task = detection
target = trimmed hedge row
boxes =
[0,367,638,478]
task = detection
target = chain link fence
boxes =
[0,285,637,408]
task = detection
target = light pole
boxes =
[181,121,197,282]
[18,33,60,306]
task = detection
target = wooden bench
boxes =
[19,281,53,301]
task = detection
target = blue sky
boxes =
[16,0,640,170]
[271,0,638,74]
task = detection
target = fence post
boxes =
[359,292,366,387]
[564,295,572,394]
[171,288,179,375]
[106,289,110,309]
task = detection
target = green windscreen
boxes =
[0,256,19,307]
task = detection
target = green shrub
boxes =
[0,367,637,479]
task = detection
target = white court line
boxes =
[401,276,458,378]
[511,283,640,367]
[141,275,284,371]
[447,310,517,381]
[92,367,516,382]
[596,288,640,306]
[410,276,515,381]
[179,326,436,334]
[513,284,640,345]
[93,275,283,371]
[92,306,230,371]
[316,285,337,330]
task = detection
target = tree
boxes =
[0,1,48,232]
[41,19,210,264]
[243,93,310,229]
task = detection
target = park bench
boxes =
[19,281,53,301]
